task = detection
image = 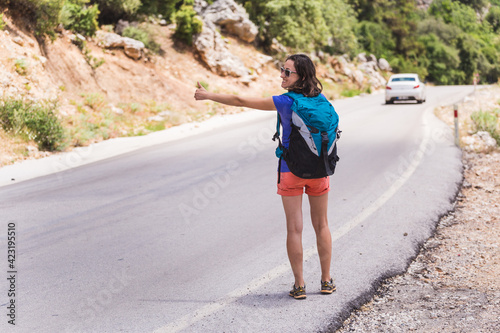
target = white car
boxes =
[385,73,426,104]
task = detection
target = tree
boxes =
[456,34,480,84]
[3,0,65,39]
[355,21,394,58]
[379,0,419,55]
[172,1,202,45]
[456,0,488,11]
[322,0,359,56]
[418,33,460,84]
[486,6,500,33]
[417,17,462,45]
[264,0,329,51]
[91,0,141,23]
[139,0,183,21]
[347,0,386,22]
[430,0,479,33]
[61,0,100,37]
[238,0,358,54]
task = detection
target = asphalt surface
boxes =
[0,86,474,333]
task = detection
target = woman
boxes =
[194,54,335,300]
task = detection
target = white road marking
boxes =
[153,107,434,333]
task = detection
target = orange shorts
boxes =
[277,172,330,196]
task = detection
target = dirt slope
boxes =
[0,14,282,166]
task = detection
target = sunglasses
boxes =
[280,67,297,77]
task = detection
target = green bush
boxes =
[457,0,489,11]
[14,58,29,76]
[60,0,99,37]
[471,109,500,145]
[355,21,395,59]
[139,0,182,21]
[34,0,66,39]
[486,6,500,33]
[389,54,428,79]
[0,13,6,30]
[340,88,362,98]
[417,17,462,45]
[93,0,141,23]
[3,0,64,39]
[430,0,479,33]
[82,92,107,111]
[0,98,66,151]
[418,33,460,84]
[172,3,202,45]
[122,25,161,53]
[239,0,329,52]
[322,0,359,56]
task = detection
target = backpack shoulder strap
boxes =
[283,91,302,103]
[273,92,297,140]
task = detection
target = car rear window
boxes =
[391,77,416,82]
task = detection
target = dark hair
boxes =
[286,54,323,97]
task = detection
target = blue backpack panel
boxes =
[273,91,340,181]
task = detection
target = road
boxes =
[0,86,474,333]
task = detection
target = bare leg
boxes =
[309,193,332,282]
[281,195,304,287]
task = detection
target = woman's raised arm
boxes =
[194,82,276,111]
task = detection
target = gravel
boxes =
[335,86,500,333]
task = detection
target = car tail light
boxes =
[413,85,420,89]
[386,86,392,90]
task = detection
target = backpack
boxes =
[273,91,340,182]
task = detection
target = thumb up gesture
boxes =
[194,81,209,100]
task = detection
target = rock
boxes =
[334,56,355,79]
[55,23,64,33]
[249,53,273,73]
[378,58,392,71]
[12,36,24,46]
[148,115,165,122]
[158,110,172,117]
[330,56,345,73]
[194,0,209,13]
[96,31,124,48]
[270,38,287,54]
[239,74,256,85]
[476,131,497,147]
[358,61,386,89]
[213,49,249,77]
[95,31,144,60]
[122,37,145,60]
[110,105,124,115]
[359,60,378,73]
[367,54,377,62]
[416,0,434,10]
[225,20,258,43]
[357,53,367,63]
[463,131,498,153]
[26,145,38,155]
[193,0,260,77]
[317,50,325,61]
[200,0,258,43]
[369,72,387,89]
[115,19,130,35]
[193,21,249,77]
[353,69,365,86]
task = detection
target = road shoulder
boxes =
[336,85,500,333]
